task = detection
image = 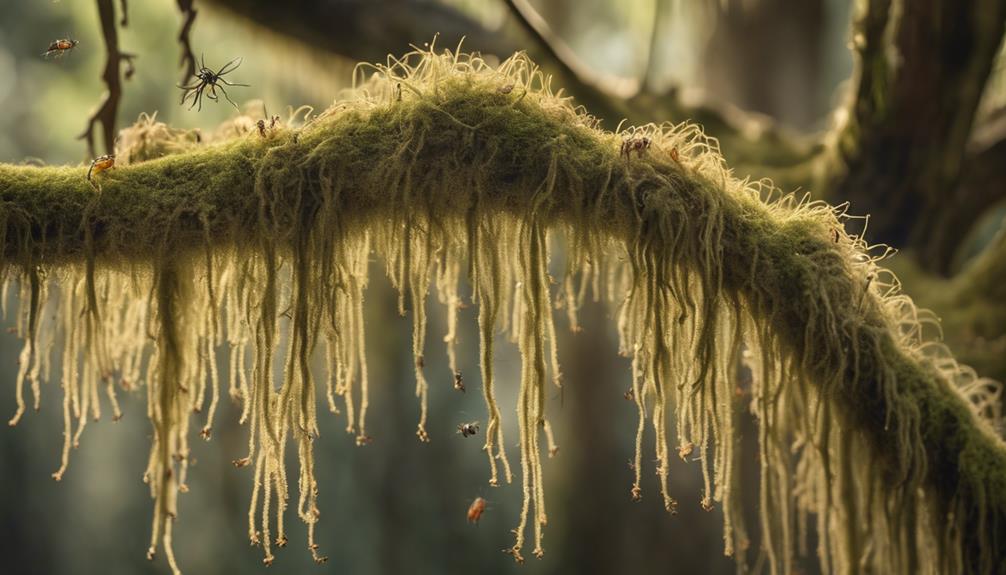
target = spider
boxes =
[178,55,249,111]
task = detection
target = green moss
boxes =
[0,46,1004,574]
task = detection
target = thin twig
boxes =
[79,0,129,158]
[119,0,129,27]
[501,0,639,99]
[641,0,667,92]
[177,0,198,84]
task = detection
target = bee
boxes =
[453,370,465,393]
[620,135,651,160]
[178,55,249,112]
[457,421,479,438]
[43,37,79,59]
[87,154,115,188]
[467,496,487,524]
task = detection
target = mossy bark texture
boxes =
[0,49,1004,574]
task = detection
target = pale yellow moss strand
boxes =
[473,215,513,486]
[434,245,458,376]
[352,234,371,443]
[408,226,433,443]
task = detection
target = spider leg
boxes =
[187,84,205,111]
[180,84,200,105]
[216,57,243,77]
[216,83,241,110]
[219,78,250,87]
[207,84,219,101]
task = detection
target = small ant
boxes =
[620,136,651,160]
[457,421,479,438]
[453,370,466,393]
[256,115,281,137]
[43,37,79,59]
[467,496,487,524]
[623,387,634,401]
[87,154,115,188]
[178,55,249,112]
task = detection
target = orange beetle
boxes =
[43,38,79,59]
[87,154,115,186]
[467,497,487,524]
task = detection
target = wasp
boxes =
[87,154,115,188]
[467,496,487,524]
[453,370,465,393]
[178,55,249,112]
[620,135,651,160]
[43,37,79,59]
[457,421,479,438]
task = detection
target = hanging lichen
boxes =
[0,44,1004,575]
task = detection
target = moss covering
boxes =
[1,45,1004,574]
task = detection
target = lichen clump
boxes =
[1,45,1004,574]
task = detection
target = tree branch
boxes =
[1,58,1003,574]
[79,0,128,158]
[817,0,1006,272]
[177,0,198,84]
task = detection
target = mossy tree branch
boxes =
[1,49,1005,573]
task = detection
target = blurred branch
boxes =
[79,0,129,158]
[921,112,1006,271]
[119,0,128,26]
[204,0,517,65]
[641,0,667,93]
[816,0,1006,273]
[177,0,198,83]
[501,0,639,99]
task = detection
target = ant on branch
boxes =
[178,55,249,111]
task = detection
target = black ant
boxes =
[453,370,465,393]
[178,55,249,112]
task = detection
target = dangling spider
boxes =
[178,55,249,112]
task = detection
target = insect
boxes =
[457,421,479,438]
[178,55,249,112]
[43,37,79,59]
[620,135,651,159]
[453,370,465,393]
[677,441,695,461]
[87,154,115,186]
[256,115,281,137]
[467,496,487,524]
[623,387,634,401]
